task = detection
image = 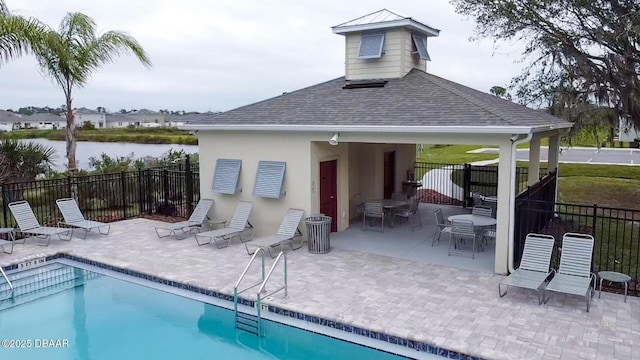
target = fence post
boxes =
[591,204,598,237]
[185,155,194,217]
[121,171,127,219]
[463,163,471,208]
[1,183,7,227]
[137,169,144,215]
[163,169,169,210]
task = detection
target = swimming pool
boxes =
[0,262,423,360]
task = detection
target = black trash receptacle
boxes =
[305,215,332,254]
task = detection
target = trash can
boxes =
[305,215,332,254]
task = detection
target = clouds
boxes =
[1,0,526,112]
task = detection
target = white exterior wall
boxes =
[198,131,312,237]
[345,28,426,80]
[76,113,106,128]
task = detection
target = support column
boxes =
[495,141,515,274]
[528,138,541,186]
[547,134,561,173]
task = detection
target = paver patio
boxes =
[1,216,638,360]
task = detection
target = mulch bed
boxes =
[139,214,185,223]
[417,189,464,206]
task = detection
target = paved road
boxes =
[478,147,640,165]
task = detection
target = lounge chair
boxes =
[245,208,304,257]
[543,233,596,311]
[8,201,72,246]
[56,198,110,239]
[498,233,555,304]
[154,199,214,239]
[195,201,254,248]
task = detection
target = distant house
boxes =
[22,113,66,129]
[127,109,166,127]
[0,110,22,131]
[75,108,106,129]
[105,114,136,128]
[183,9,572,275]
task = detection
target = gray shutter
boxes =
[253,161,286,199]
[212,159,241,194]
[358,33,385,59]
[412,34,431,61]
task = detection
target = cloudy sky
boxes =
[0,0,527,113]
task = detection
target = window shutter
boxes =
[253,161,286,199]
[358,33,385,59]
[212,159,242,194]
[412,34,431,61]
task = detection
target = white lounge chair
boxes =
[543,233,596,311]
[9,201,72,246]
[154,199,214,239]
[195,201,254,248]
[499,233,555,304]
[245,208,304,258]
[56,198,110,239]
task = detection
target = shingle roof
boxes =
[187,69,571,130]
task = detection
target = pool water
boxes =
[0,264,409,360]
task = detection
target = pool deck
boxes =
[1,217,638,360]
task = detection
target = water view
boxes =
[24,138,199,171]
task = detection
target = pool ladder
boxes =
[0,266,14,300]
[234,249,288,337]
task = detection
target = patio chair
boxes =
[8,201,72,246]
[195,201,254,248]
[155,199,214,239]
[353,193,365,219]
[55,198,110,239]
[543,233,596,311]
[394,197,422,230]
[472,206,493,218]
[432,208,451,245]
[498,233,555,304]
[245,208,304,258]
[362,201,384,232]
[448,219,478,258]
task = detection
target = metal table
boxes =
[447,214,497,227]
[599,271,632,303]
[0,228,15,254]
[381,199,408,227]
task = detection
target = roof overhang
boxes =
[332,18,440,37]
[180,123,572,135]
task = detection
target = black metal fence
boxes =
[515,172,640,295]
[414,162,547,207]
[0,161,200,228]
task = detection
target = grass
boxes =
[418,144,640,210]
[2,128,198,145]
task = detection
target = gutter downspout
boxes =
[508,133,533,273]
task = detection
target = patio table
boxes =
[599,271,632,303]
[380,199,408,227]
[447,214,496,227]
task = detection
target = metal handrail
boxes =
[256,251,288,336]
[234,248,265,316]
[0,266,13,291]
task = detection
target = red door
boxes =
[320,160,338,232]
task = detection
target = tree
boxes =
[452,0,640,130]
[0,0,47,65]
[489,86,512,101]
[32,12,151,174]
[0,138,55,182]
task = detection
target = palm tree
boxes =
[0,0,47,65]
[33,12,151,173]
[0,138,55,182]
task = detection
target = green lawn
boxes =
[2,128,197,145]
[418,144,640,210]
